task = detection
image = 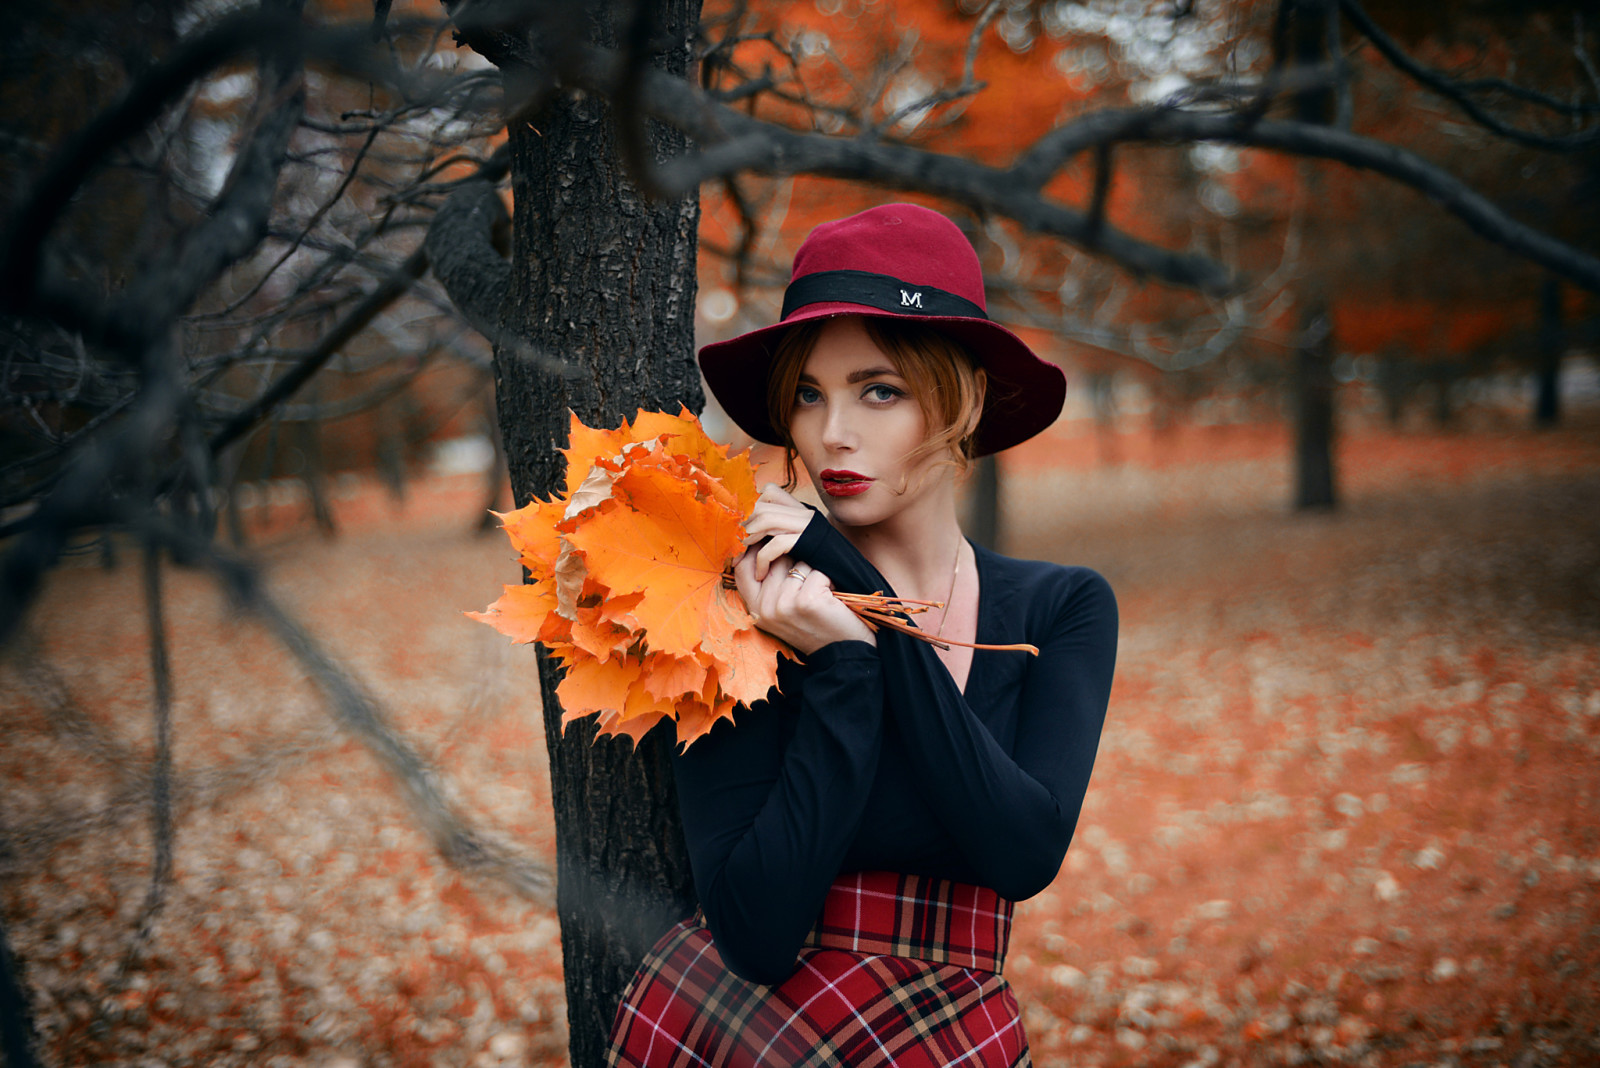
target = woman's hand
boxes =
[742,483,817,581]
[733,550,875,656]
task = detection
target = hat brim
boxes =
[698,302,1066,458]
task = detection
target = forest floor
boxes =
[3,407,1600,1068]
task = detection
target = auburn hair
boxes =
[763,317,987,490]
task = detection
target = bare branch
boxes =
[203,123,385,321]
[191,535,553,901]
[373,0,394,42]
[1576,13,1600,102]
[206,246,430,457]
[1340,0,1600,148]
[1084,143,1113,249]
[424,178,511,339]
[964,1,1002,89]
[113,0,310,352]
[108,543,178,993]
[0,6,304,310]
[572,50,1234,291]
[0,370,181,646]
[1014,106,1600,293]
[616,0,672,199]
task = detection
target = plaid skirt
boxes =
[606,871,1030,1068]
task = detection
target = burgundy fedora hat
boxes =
[698,203,1066,457]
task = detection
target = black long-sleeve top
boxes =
[673,512,1118,985]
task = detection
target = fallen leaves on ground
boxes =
[2,411,1598,1067]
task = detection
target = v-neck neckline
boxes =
[956,538,987,699]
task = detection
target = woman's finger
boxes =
[753,532,800,579]
[744,500,811,539]
[732,548,763,616]
[759,482,802,505]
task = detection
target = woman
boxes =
[606,204,1118,1067]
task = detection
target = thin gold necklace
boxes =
[934,541,963,641]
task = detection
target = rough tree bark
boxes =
[431,4,703,1064]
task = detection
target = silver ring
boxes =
[787,568,806,581]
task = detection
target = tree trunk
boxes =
[1287,0,1339,512]
[1292,305,1338,510]
[1430,369,1456,429]
[490,5,704,1065]
[1376,353,1409,426]
[1534,275,1562,428]
[965,454,999,551]
[0,911,40,1068]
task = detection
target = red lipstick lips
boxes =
[819,469,873,498]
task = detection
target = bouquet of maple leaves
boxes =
[470,408,788,748]
[474,408,1034,750]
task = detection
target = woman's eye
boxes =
[795,385,822,405]
[864,384,900,403]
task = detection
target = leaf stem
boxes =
[720,572,1038,655]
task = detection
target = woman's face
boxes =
[787,317,941,527]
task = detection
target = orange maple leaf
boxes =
[568,592,643,663]
[700,619,789,710]
[639,651,712,703]
[466,582,556,645]
[566,460,747,660]
[556,652,633,720]
[673,680,737,748]
[497,496,568,574]
[631,407,759,511]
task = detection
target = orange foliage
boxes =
[471,409,788,749]
[699,2,1579,365]
[1332,300,1534,355]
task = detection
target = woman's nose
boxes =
[821,403,857,450]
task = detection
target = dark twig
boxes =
[191,538,553,901]
[1085,143,1113,249]
[372,0,394,41]
[1340,0,1600,148]
[722,177,761,291]
[201,122,385,321]
[616,0,670,199]
[1008,107,1600,292]
[0,6,304,308]
[108,542,178,990]
[206,245,431,457]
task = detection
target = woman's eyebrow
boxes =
[796,366,903,386]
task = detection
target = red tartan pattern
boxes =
[803,871,1013,972]
[606,871,1030,1068]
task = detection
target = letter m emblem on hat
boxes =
[900,290,923,309]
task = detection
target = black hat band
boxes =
[780,269,989,322]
